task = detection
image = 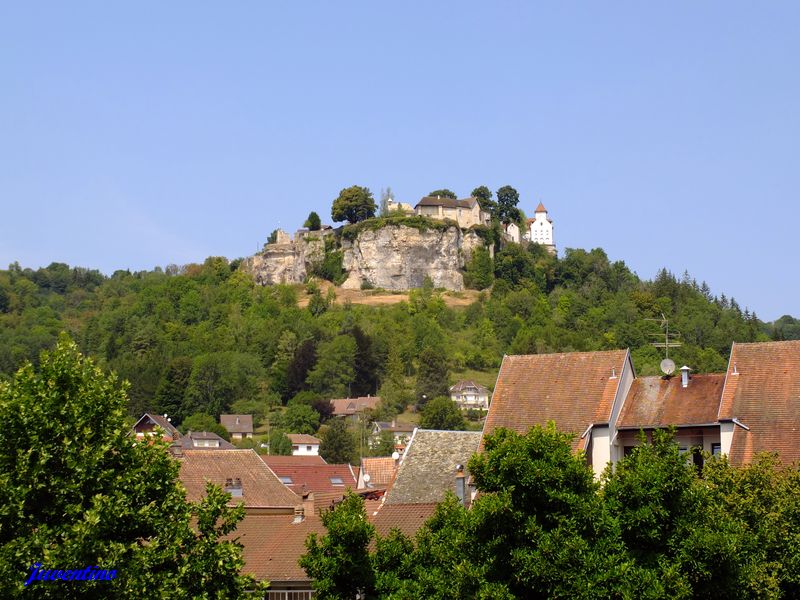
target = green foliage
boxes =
[471,185,496,215]
[419,396,465,430]
[183,352,265,419]
[306,335,357,397]
[495,185,522,225]
[300,493,375,599]
[415,347,450,407]
[331,185,377,224]
[319,419,356,464]
[304,211,322,231]
[428,189,458,199]
[266,428,292,455]
[464,247,494,290]
[341,213,454,242]
[267,229,279,244]
[309,250,346,286]
[0,337,255,598]
[154,356,192,424]
[372,430,396,456]
[280,403,320,434]
[182,412,230,439]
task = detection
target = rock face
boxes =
[243,224,490,291]
[242,236,324,285]
[341,225,465,291]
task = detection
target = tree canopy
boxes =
[331,186,377,224]
[428,189,457,199]
[0,336,255,598]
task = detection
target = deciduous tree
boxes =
[331,186,377,224]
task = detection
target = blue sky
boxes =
[1,2,798,320]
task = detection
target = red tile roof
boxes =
[449,380,489,394]
[234,514,326,583]
[260,461,357,496]
[484,350,629,449]
[360,457,398,487]
[132,413,180,441]
[719,341,800,465]
[262,455,327,467]
[178,449,301,508]
[330,396,381,416]
[371,503,438,539]
[618,374,725,429]
[535,202,547,212]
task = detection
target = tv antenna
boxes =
[646,313,681,375]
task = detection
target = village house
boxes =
[219,414,253,440]
[414,196,491,228]
[178,430,235,450]
[449,380,490,411]
[131,413,181,442]
[371,420,416,452]
[329,395,381,421]
[484,340,800,477]
[286,433,320,456]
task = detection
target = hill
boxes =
[0,245,782,427]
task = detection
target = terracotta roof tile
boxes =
[262,455,327,467]
[260,461,357,495]
[178,449,300,508]
[484,351,629,449]
[618,374,725,429]
[329,396,381,416]
[384,430,481,505]
[371,503,438,538]
[415,196,478,210]
[719,341,800,465]
[234,514,326,582]
[449,380,489,394]
[360,457,398,487]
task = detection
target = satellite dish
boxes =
[391,451,400,461]
[660,358,676,375]
[363,473,371,483]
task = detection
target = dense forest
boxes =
[0,242,792,431]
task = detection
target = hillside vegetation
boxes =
[0,244,784,427]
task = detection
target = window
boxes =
[292,445,299,452]
[711,443,721,456]
[330,477,344,486]
[623,446,636,457]
[279,476,293,485]
[306,445,312,451]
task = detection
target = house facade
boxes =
[484,341,800,477]
[449,380,490,411]
[414,196,491,228]
[220,414,254,441]
[287,434,320,456]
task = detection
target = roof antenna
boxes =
[646,312,681,375]
[733,362,739,375]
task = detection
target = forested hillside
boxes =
[0,244,781,426]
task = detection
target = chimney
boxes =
[293,506,305,524]
[680,365,691,388]
[455,464,466,507]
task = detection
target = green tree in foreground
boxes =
[0,336,256,598]
[300,493,376,599]
[319,418,356,464]
[419,396,465,430]
[496,185,522,225]
[464,247,494,290]
[331,186,377,224]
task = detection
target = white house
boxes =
[287,434,320,456]
[449,380,490,411]
[503,222,521,244]
[526,202,555,252]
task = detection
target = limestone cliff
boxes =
[341,225,466,291]
[243,223,489,291]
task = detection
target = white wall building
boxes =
[526,202,555,252]
[287,434,320,456]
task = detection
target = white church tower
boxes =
[527,202,556,253]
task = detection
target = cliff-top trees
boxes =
[428,189,457,199]
[304,211,322,231]
[331,186,377,224]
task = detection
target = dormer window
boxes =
[224,478,243,497]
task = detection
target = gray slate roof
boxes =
[384,429,481,505]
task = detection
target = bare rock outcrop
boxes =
[341,225,465,291]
